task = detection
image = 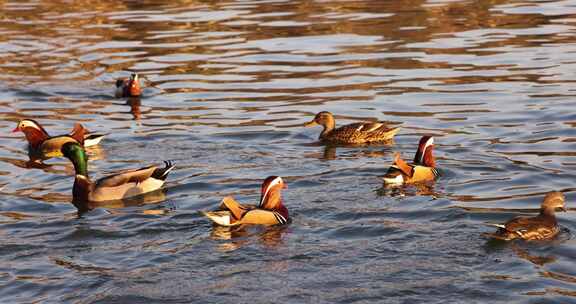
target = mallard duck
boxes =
[13,119,104,158]
[304,111,400,144]
[383,136,439,185]
[61,142,174,202]
[202,176,289,226]
[115,73,141,98]
[484,191,566,241]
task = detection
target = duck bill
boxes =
[304,120,318,127]
[12,126,20,133]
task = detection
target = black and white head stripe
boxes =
[259,176,283,207]
[272,211,288,225]
[431,167,440,178]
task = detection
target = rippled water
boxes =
[2,0,576,302]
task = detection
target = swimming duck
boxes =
[304,111,400,144]
[485,191,566,241]
[61,142,174,202]
[202,176,289,226]
[13,119,104,158]
[383,136,439,185]
[115,73,141,98]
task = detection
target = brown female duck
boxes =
[383,136,439,185]
[13,119,104,158]
[203,176,289,226]
[304,111,400,144]
[485,191,566,241]
[115,73,141,98]
[61,142,174,202]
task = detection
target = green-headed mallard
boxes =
[61,142,174,202]
[485,191,566,241]
[115,73,141,98]
[304,111,400,144]
[13,119,104,158]
[383,136,439,185]
[202,176,289,226]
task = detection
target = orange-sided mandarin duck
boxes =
[383,136,439,185]
[13,119,104,158]
[304,111,400,144]
[485,191,567,241]
[115,73,142,98]
[61,142,174,202]
[202,176,289,226]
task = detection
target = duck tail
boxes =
[83,133,105,147]
[484,223,506,229]
[152,161,175,180]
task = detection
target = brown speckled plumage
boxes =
[485,191,566,241]
[304,111,400,144]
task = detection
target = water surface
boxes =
[1,0,576,303]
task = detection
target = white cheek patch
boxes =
[20,121,41,130]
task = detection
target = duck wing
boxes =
[95,165,157,188]
[241,209,288,225]
[503,216,558,240]
[346,122,399,140]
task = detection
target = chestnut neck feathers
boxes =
[413,136,435,167]
[259,176,285,210]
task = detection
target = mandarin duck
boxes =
[61,142,174,202]
[115,73,141,98]
[203,176,289,226]
[13,119,104,158]
[383,136,439,185]
[304,111,400,144]
[485,191,566,241]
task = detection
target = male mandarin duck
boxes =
[115,73,141,98]
[13,119,104,158]
[203,176,289,226]
[304,111,400,144]
[484,191,567,241]
[383,136,439,185]
[61,142,174,202]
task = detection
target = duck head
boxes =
[258,176,287,209]
[13,119,50,148]
[541,191,566,214]
[413,136,435,167]
[304,111,335,129]
[128,73,141,97]
[61,142,89,177]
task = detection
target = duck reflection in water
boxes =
[73,188,170,217]
[209,224,288,251]
[126,97,142,120]
[376,180,438,198]
[303,143,394,161]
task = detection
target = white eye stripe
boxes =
[19,120,40,130]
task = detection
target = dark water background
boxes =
[1,0,576,303]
